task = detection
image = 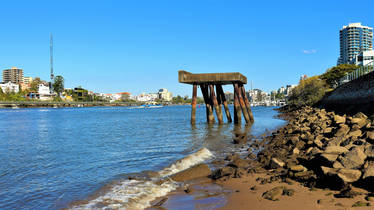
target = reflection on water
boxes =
[0,105,285,209]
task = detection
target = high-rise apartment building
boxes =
[338,23,373,65]
[2,67,24,84]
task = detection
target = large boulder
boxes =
[324,146,349,155]
[229,158,249,168]
[337,168,362,183]
[334,115,346,124]
[269,158,285,169]
[366,131,374,142]
[334,124,350,137]
[320,153,339,165]
[365,145,374,158]
[209,166,235,180]
[362,162,374,180]
[348,130,362,138]
[171,163,211,181]
[262,186,284,201]
[350,118,368,128]
[339,146,367,169]
[321,166,361,183]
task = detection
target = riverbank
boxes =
[148,106,374,209]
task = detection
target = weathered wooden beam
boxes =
[200,84,215,124]
[209,84,223,124]
[216,84,232,123]
[234,83,250,124]
[240,84,254,123]
[191,84,197,124]
[233,84,242,124]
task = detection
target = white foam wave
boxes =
[71,180,178,210]
[70,148,214,210]
[158,147,214,177]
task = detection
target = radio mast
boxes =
[50,34,54,94]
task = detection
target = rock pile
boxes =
[256,106,374,192]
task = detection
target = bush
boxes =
[320,64,358,88]
[288,76,327,107]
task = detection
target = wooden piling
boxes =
[240,84,254,123]
[216,84,232,123]
[209,85,223,124]
[200,84,215,124]
[233,83,242,124]
[234,83,250,124]
[191,84,197,124]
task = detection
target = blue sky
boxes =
[1,0,374,96]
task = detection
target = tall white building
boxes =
[338,23,373,65]
[158,88,173,101]
[0,82,19,93]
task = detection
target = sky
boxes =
[1,0,374,97]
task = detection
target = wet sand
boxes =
[218,173,372,210]
[150,172,373,210]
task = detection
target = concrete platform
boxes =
[178,70,247,85]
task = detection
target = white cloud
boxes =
[302,49,317,54]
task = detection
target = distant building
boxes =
[23,77,33,85]
[136,93,158,102]
[73,87,88,101]
[38,84,52,100]
[158,88,173,101]
[338,23,373,65]
[355,49,374,66]
[225,91,234,102]
[0,82,19,93]
[3,67,23,84]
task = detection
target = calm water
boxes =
[0,105,285,209]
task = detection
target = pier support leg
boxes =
[209,85,223,124]
[191,84,197,124]
[240,84,254,123]
[216,84,232,123]
[200,84,215,124]
[234,83,250,124]
[233,84,242,124]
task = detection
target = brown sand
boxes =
[217,173,373,210]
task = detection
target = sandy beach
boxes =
[149,106,374,210]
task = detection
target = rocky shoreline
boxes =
[149,106,374,209]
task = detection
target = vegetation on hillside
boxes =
[320,64,358,88]
[288,76,327,107]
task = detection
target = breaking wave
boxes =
[69,148,214,210]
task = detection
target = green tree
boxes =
[320,64,359,88]
[288,76,327,107]
[30,77,42,92]
[53,75,64,95]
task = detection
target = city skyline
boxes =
[1,0,374,96]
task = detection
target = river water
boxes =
[0,105,285,209]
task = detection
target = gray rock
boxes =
[171,163,211,182]
[324,146,349,155]
[262,186,284,201]
[320,153,339,164]
[321,166,361,183]
[337,168,361,183]
[339,146,367,169]
[335,124,350,137]
[333,161,344,169]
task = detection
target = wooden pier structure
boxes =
[178,70,254,125]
